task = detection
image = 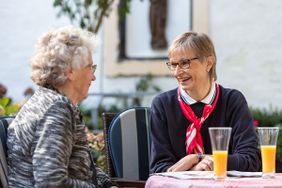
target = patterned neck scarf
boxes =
[178,84,220,154]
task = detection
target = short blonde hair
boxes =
[30,26,95,87]
[168,32,217,81]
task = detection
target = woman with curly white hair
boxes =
[7,26,118,188]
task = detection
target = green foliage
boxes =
[53,0,131,33]
[251,107,282,127]
[133,74,161,106]
[78,104,93,127]
[0,97,21,116]
[250,107,282,162]
[79,74,160,128]
[86,128,107,172]
[118,0,131,19]
[135,74,161,92]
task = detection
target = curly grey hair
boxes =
[30,26,95,87]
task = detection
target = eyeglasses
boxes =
[86,64,97,74]
[166,57,199,71]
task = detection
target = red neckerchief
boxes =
[178,84,220,154]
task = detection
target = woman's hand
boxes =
[191,155,213,171]
[167,154,198,172]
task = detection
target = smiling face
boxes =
[167,32,217,100]
[169,49,214,99]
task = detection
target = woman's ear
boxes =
[66,68,75,81]
[206,56,215,72]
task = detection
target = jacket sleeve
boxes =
[227,91,261,172]
[149,95,177,173]
[32,102,98,188]
[96,166,119,188]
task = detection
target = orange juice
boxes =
[213,150,228,177]
[261,145,276,173]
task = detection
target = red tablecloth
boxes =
[145,173,282,188]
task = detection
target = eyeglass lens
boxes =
[167,59,192,70]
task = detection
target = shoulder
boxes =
[218,84,249,110]
[17,87,75,123]
[219,85,246,102]
[37,87,74,111]
[151,88,179,115]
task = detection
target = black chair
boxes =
[102,107,151,188]
[0,116,14,188]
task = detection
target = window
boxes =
[104,0,208,76]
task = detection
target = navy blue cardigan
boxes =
[149,85,261,173]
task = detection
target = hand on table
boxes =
[167,154,198,172]
[191,155,213,171]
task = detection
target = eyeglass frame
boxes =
[85,64,97,74]
[166,57,199,71]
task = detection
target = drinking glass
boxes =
[257,127,279,178]
[209,127,232,180]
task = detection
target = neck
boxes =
[186,80,212,102]
[56,84,79,105]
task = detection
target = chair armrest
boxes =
[111,177,146,188]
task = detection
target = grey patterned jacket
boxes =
[7,87,116,188]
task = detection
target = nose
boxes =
[173,65,183,76]
[91,74,96,81]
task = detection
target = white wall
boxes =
[0,0,282,110]
[0,0,69,102]
[210,0,282,109]
[0,0,105,106]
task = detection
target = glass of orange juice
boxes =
[257,127,279,178]
[209,127,232,180]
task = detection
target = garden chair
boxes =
[0,116,14,188]
[102,107,151,188]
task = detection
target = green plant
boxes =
[86,127,106,171]
[78,104,94,128]
[250,107,282,163]
[0,97,21,116]
[53,0,131,33]
[133,74,161,106]
[136,74,161,92]
[251,107,282,127]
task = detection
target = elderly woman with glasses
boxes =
[149,32,261,173]
[7,26,118,188]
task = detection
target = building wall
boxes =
[0,0,281,109]
[210,0,282,109]
[0,0,69,102]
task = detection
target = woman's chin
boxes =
[179,83,192,91]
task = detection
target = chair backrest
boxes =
[107,107,151,181]
[102,112,117,178]
[0,116,14,188]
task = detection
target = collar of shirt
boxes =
[180,82,216,105]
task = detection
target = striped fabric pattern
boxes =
[0,116,14,188]
[108,107,151,181]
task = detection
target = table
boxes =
[145,173,282,188]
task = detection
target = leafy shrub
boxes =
[0,97,21,116]
[250,107,282,163]
[85,127,106,171]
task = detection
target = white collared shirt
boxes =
[180,82,216,105]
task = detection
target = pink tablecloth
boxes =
[145,174,282,188]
